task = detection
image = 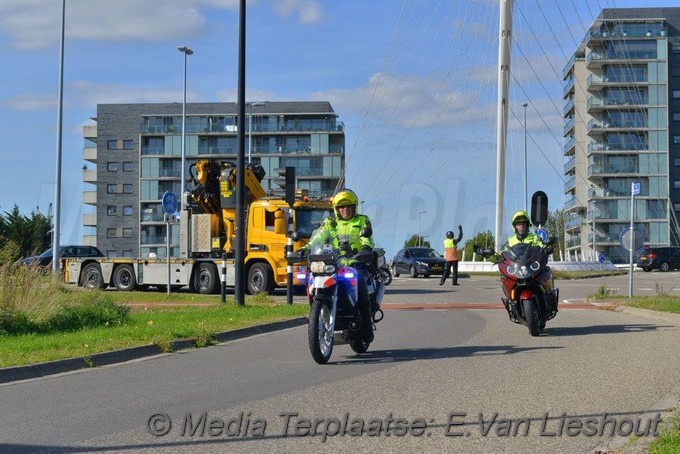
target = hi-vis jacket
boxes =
[443,229,463,261]
[503,232,544,249]
[303,214,375,256]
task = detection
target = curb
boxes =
[0,317,308,385]
[613,305,680,326]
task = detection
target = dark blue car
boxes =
[391,247,447,278]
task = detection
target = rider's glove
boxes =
[361,245,372,253]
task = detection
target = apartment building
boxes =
[82,101,345,257]
[563,7,680,263]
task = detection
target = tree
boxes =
[404,235,430,248]
[543,208,567,261]
[461,230,495,261]
[0,205,52,264]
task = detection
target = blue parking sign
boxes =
[632,182,640,195]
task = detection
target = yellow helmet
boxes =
[511,210,530,228]
[332,189,359,215]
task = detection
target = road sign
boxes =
[535,228,548,242]
[598,252,605,263]
[619,226,644,252]
[162,191,178,215]
[632,182,640,195]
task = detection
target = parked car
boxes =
[391,247,447,278]
[20,245,104,267]
[636,246,680,272]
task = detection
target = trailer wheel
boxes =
[112,264,136,291]
[247,262,274,295]
[80,263,106,289]
[195,262,219,294]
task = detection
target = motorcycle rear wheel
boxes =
[522,298,541,337]
[308,297,334,364]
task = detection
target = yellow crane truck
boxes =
[63,160,332,294]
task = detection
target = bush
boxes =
[0,264,130,335]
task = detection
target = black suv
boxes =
[20,245,104,267]
[636,246,680,272]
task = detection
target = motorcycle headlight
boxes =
[309,261,336,274]
[512,265,529,278]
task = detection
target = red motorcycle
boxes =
[478,242,559,336]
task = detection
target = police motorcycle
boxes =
[475,192,560,337]
[288,227,386,364]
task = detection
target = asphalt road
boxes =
[1,272,679,453]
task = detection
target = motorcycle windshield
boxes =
[501,243,544,266]
[307,227,338,258]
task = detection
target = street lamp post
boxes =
[522,102,528,212]
[177,45,193,209]
[418,210,427,246]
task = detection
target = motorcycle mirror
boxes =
[360,226,373,238]
[290,231,300,241]
[531,191,549,227]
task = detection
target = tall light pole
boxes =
[52,0,65,273]
[522,102,528,213]
[418,210,427,246]
[177,45,193,208]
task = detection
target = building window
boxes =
[123,140,134,150]
[674,181,680,189]
[107,228,118,238]
[123,184,133,194]
[107,205,117,215]
[123,206,133,216]
[122,250,133,257]
[107,250,117,258]
[107,162,118,172]
[107,140,117,150]
[123,162,134,172]
[674,158,680,167]
[674,113,680,122]
[674,90,680,99]
[107,184,117,194]
[673,67,680,77]
[675,136,680,144]
[123,228,133,238]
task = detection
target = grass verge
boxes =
[0,298,308,368]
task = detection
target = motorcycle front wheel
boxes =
[308,297,335,364]
[349,338,370,354]
[522,298,541,337]
[378,268,392,285]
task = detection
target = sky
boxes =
[1,0,678,258]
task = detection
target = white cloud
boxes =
[3,93,56,111]
[271,0,323,24]
[0,0,321,51]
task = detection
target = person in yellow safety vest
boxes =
[502,210,543,249]
[439,225,463,286]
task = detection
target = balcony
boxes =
[562,54,576,80]
[566,235,581,249]
[564,175,576,192]
[81,235,97,246]
[565,214,583,230]
[83,147,97,163]
[83,191,97,206]
[563,136,576,154]
[563,98,574,117]
[564,156,575,173]
[82,213,97,227]
[563,76,575,99]
[83,169,97,183]
[83,124,97,139]
[588,163,639,176]
[563,117,575,136]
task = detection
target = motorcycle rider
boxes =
[503,210,557,316]
[503,210,544,249]
[440,225,463,286]
[300,189,376,342]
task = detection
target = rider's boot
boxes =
[361,304,374,342]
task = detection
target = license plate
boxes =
[432,265,442,271]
